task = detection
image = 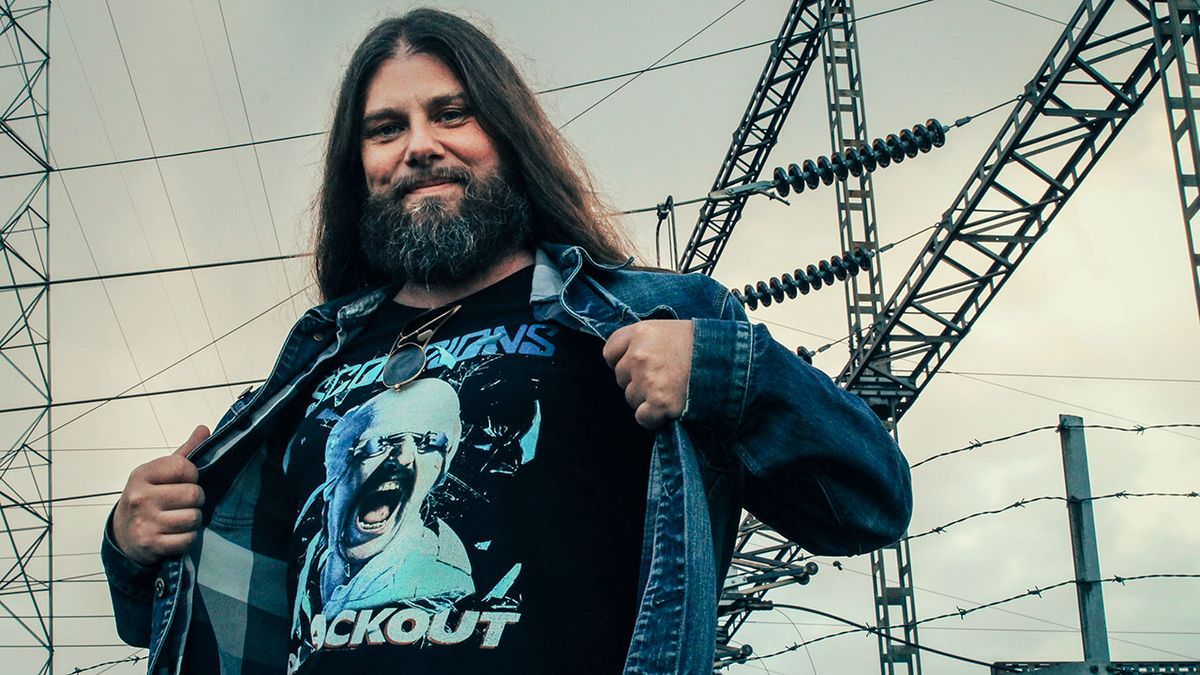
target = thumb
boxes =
[173,425,211,458]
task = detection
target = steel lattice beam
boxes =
[1152,0,1200,324]
[678,0,837,275]
[838,0,1165,422]
[820,3,921,673]
[0,2,52,675]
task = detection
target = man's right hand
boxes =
[111,425,209,566]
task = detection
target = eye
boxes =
[437,108,470,125]
[350,437,385,460]
[365,121,403,139]
[417,432,449,454]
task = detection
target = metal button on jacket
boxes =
[154,577,167,598]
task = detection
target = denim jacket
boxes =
[102,242,912,674]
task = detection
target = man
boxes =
[103,9,912,674]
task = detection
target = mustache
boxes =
[384,167,474,200]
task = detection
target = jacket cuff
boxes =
[101,509,158,601]
[681,318,752,443]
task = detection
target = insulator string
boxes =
[731,248,875,309]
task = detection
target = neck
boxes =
[392,247,536,308]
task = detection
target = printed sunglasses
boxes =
[381,303,462,390]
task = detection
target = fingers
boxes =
[152,532,199,558]
[602,324,633,369]
[139,455,199,486]
[613,358,634,391]
[153,483,205,511]
[158,508,203,534]
[113,425,209,565]
[635,402,666,430]
[174,425,210,457]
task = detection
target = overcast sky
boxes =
[2,1,1198,673]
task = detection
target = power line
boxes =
[3,0,949,183]
[622,92,1019,215]
[54,162,170,449]
[1,490,121,511]
[27,284,309,445]
[214,0,301,319]
[102,0,237,402]
[0,378,263,415]
[0,252,310,292]
[0,33,768,181]
[764,603,1018,672]
[941,370,1200,384]
[558,0,750,130]
[56,1,229,425]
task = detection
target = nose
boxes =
[403,119,444,167]
[381,435,416,467]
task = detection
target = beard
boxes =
[358,167,533,286]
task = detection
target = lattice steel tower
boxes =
[0,2,52,674]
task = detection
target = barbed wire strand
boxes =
[903,491,1199,542]
[749,574,1200,661]
[68,653,145,675]
[911,423,1200,470]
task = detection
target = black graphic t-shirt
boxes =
[283,266,654,674]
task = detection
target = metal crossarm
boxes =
[1151,0,1200,324]
[838,0,1166,422]
[678,0,837,275]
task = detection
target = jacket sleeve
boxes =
[100,390,254,647]
[680,285,912,556]
[101,515,157,647]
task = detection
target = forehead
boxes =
[362,51,465,113]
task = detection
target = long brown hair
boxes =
[314,9,633,301]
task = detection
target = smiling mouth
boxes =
[404,178,462,198]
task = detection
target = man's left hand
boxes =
[603,320,693,430]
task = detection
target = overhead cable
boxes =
[558,0,751,131]
[214,0,301,318]
[27,284,310,445]
[6,0,949,182]
[0,378,264,415]
[762,603,1016,672]
[103,0,237,399]
[0,252,310,292]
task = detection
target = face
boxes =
[360,50,503,214]
[342,426,449,555]
[325,381,462,562]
